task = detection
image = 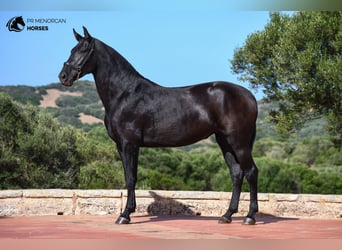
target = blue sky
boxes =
[0,1,285,100]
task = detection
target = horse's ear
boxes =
[83,26,92,39]
[73,28,83,42]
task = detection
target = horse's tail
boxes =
[249,96,258,149]
[250,123,257,149]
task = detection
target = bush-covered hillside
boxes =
[1,81,104,131]
[0,83,341,193]
[0,80,331,138]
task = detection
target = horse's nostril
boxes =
[60,72,66,80]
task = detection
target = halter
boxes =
[63,39,95,81]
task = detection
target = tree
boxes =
[231,12,342,147]
[78,161,125,189]
[0,92,36,188]
[0,93,81,188]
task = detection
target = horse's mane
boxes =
[96,38,145,79]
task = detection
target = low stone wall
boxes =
[0,189,341,219]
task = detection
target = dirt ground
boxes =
[39,89,102,124]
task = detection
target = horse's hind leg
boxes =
[233,146,258,224]
[216,134,244,224]
[216,134,259,225]
[240,152,258,224]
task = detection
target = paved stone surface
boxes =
[0,214,341,239]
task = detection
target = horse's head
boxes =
[59,26,95,87]
[6,16,25,32]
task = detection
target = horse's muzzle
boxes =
[58,70,74,87]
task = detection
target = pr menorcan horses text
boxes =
[59,27,259,225]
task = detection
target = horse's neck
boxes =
[92,41,150,111]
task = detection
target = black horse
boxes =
[59,27,259,225]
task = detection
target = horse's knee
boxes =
[229,163,244,183]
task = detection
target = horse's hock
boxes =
[0,190,341,219]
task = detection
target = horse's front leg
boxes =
[115,141,139,224]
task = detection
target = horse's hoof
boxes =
[115,216,130,224]
[218,216,232,224]
[243,217,256,225]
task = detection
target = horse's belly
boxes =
[142,126,213,147]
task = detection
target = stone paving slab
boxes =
[0,214,341,239]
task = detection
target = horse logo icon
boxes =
[6,16,25,32]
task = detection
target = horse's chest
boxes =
[104,110,147,144]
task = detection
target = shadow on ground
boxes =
[146,191,199,216]
[133,213,298,225]
[135,191,298,225]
